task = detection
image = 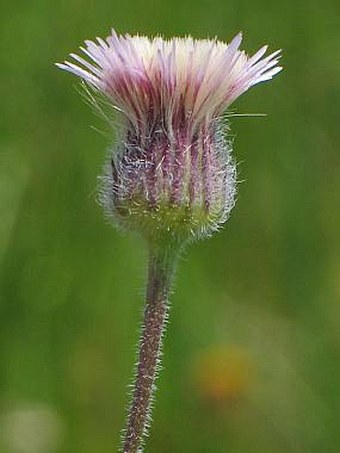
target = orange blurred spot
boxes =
[192,345,254,404]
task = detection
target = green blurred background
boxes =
[1,0,340,452]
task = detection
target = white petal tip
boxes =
[55,62,67,70]
[229,32,243,50]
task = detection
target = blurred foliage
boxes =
[1,0,340,452]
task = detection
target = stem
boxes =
[122,242,179,452]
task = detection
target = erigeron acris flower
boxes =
[58,29,281,453]
[58,30,281,243]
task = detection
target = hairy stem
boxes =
[122,242,179,452]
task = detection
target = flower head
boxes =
[57,30,281,244]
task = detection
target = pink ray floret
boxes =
[57,29,282,127]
